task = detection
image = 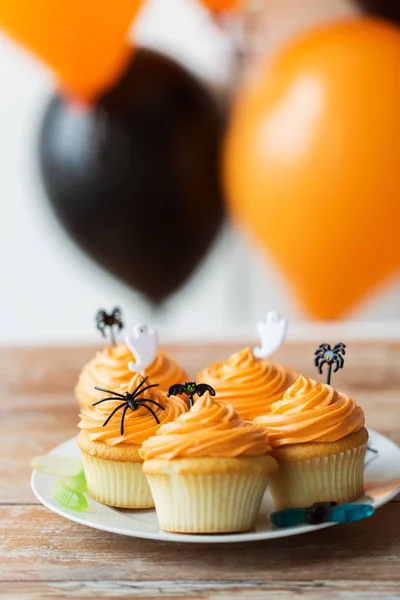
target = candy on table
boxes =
[270,502,374,528]
[31,455,88,510]
[62,470,87,493]
[50,481,88,512]
[31,455,83,478]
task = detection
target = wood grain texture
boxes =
[2,341,400,394]
[1,582,400,600]
[0,344,400,598]
[1,504,400,581]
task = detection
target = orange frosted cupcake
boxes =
[78,373,187,508]
[141,392,278,533]
[197,347,297,420]
[254,375,368,509]
[75,344,188,411]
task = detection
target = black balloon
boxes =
[356,0,400,23]
[39,48,225,303]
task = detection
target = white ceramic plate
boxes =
[31,429,400,544]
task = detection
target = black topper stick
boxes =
[96,307,123,346]
[314,343,346,385]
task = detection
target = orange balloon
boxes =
[0,0,143,101]
[200,0,238,12]
[225,19,400,320]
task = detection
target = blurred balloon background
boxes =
[225,19,400,320]
[1,0,400,344]
[0,0,144,101]
[200,0,238,11]
[356,0,400,24]
[40,48,225,303]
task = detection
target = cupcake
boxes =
[141,392,278,533]
[254,375,368,509]
[75,344,188,411]
[197,347,297,420]
[77,373,188,508]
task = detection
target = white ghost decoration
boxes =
[126,324,158,375]
[253,311,287,359]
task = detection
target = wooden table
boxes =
[1,343,400,599]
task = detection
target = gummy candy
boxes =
[50,481,88,512]
[329,503,374,523]
[271,502,374,528]
[61,470,87,493]
[31,455,83,477]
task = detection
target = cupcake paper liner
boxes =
[269,444,367,509]
[146,472,270,533]
[80,451,154,508]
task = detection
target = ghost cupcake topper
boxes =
[126,324,158,375]
[253,311,287,359]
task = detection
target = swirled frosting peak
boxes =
[197,347,296,420]
[140,391,272,460]
[75,344,188,408]
[78,372,188,446]
[254,375,365,446]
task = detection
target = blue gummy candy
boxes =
[270,508,307,528]
[271,503,374,528]
[329,503,374,524]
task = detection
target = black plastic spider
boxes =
[96,307,123,345]
[314,343,346,385]
[92,376,164,435]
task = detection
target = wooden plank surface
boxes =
[1,343,400,598]
[1,503,400,581]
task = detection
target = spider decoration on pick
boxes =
[314,343,346,385]
[167,382,216,408]
[93,376,165,435]
[96,307,123,345]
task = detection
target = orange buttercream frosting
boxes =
[140,391,272,460]
[197,347,295,420]
[78,373,188,446]
[75,344,187,407]
[254,375,365,447]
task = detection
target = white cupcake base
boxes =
[80,452,154,509]
[269,445,367,509]
[146,472,271,533]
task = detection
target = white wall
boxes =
[1,0,400,345]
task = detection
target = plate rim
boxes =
[31,428,400,544]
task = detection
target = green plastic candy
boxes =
[31,455,83,477]
[61,470,87,493]
[50,481,88,512]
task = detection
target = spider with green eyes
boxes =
[167,382,216,408]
